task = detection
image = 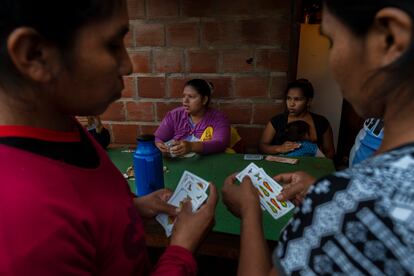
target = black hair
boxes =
[184,79,214,107]
[323,0,414,104]
[284,120,311,142]
[0,0,121,84]
[285,78,314,99]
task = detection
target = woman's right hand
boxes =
[276,141,301,153]
[170,184,218,253]
[155,142,170,154]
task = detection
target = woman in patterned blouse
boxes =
[222,0,414,275]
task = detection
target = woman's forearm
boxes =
[259,143,281,155]
[238,210,272,276]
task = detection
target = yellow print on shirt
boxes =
[200,126,214,141]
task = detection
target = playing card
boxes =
[255,172,294,219]
[165,140,176,157]
[155,213,174,236]
[244,154,263,160]
[265,155,298,164]
[165,139,175,148]
[236,163,295,220]
[156,171,210,237]
[183,171,209,192]
[235,162,260,182]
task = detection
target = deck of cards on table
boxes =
[156,171,210,237]
[236,163,295,219]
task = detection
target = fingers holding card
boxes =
[236,162,295,220]
[156,170,210,237]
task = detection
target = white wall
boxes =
[297,24,343,150]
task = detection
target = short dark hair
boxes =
[184,79,214,107]
[0,0,122,84]
[285,78,314,99]
[284,120,311,142]
[323,0,414,104]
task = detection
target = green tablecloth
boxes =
[107,149,335,241]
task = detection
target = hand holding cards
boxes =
[165,140,177,157]
[156,171,210,237]
[165,139,196,158]
[236,163,295,219]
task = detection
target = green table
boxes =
[107,149,335,241]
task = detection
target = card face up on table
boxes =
[156,170,210,237]
[236,162,295,219]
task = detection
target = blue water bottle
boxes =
[133,134,164,196]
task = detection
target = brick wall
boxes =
[103,0,292,152]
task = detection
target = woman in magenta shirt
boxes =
[155,79,230,156]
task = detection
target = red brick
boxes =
[127,0,145,19]
[140,125,159,136]
[122,76,136,98]
[239,19,290,46]
[101,101,125,121]
[147,0,179,18]
[168,77,188,98]
[167,22,199,47]
[204,77,232,98]
[201,21,240,46]
[216,0,252,16]
[156,102,182,121]
[137,77,166,98]
[220,103,252,124]
[135,23,165,47]
[201,19,289,47]
[252,103,284,124]
[254,0,291,14]
[130,51,151,73]
[181,0,215,17]
[153,49,183,73]
[125,101,155,122]
[237,126,263,152]
[222,49,254,73]
[274,22,291,47]
[256,49,289,72]
[235,76,269,98]
[187,50,219,73]
[112,124,140,144]
[270,76,287,99]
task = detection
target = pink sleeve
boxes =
[202,112,230,154]
[151,246,197,276]
[154,112,175,143]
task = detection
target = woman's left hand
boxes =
[170,140,192,156]
[133,189,178,219]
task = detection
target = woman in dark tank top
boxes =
[259,79,335,159]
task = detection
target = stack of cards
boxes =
[165,140,176,157]
[165,140,196,158]
[236,163,295,220]
[156,171,210,237]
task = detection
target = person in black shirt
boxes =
[259,79,335,159]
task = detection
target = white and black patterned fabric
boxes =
[274,143,414,275]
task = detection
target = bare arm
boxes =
[259,122,280,154]
[238,208,272,276]
[259,122,300,154]
[222,175,277,276]
[321,125,335,159]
